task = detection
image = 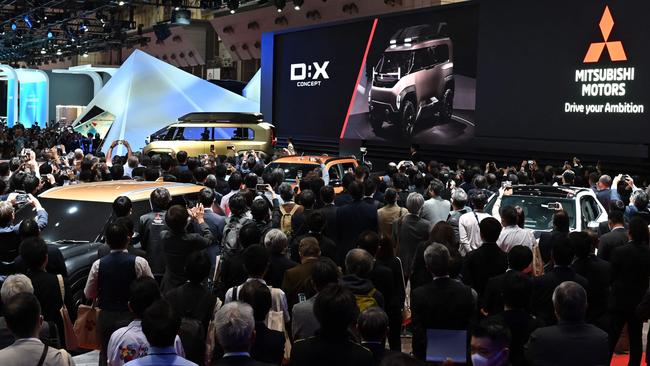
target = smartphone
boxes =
[297,170,303,180]
[547,202,562,210]
[15,190,29,204]
[256,184,269,191]
[226,145,235,151]
[501,181,512,189]
[298,293,307,303]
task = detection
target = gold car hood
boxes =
[40,181,202,203]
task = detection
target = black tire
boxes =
[439,88,454,123]
[400,99,417,138]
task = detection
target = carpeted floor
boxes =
[611,353,646,366]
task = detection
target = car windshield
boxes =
[14,198,112,242]
[264,163,318,181]
[377,51,413,74]
[488,196,576,231]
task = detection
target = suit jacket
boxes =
[490,309,542,366]
[531,267,589,325]
[392,215,431,276]
[411,277,475,360]
[282,258,318,309]
[571,255,611,325]
[461,242,508,299]
[525,322,609,366]
[251,322,285,365]
[597,227,627,262]
[213,355,275,366]
[537,230,568,264]
[288,335,373,366]
[482,271,532,316]
[318,204,338,241]
[160,223,213,293]
[362,197,382,210]
[369,262,395,311]
[289,233,337,263]
[14,245,67,277]
[361,342,400,366]
[0,338,73,366]
[334,192,353,207]
[377,204,407,240]
[610,241,650,311]
[336,200,378,266]
[265,254,297,289]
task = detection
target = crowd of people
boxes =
[0,123,650,366]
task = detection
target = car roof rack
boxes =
[389,23,448,45]
[511,185,587,198]
[178,112,265,124]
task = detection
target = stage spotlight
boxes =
[275,0,286,12]
[228,0,239,13]
[23,15,33,29]
[82,51,89,58]
[56,49,62,56]
[293,0,303,10]
[40,48,46,54]
[80,22,88,32]
[10,22,17,31]
[118,1,125,6]
[47,29,53,38]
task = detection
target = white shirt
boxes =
[107,320,184,366]
[84,250,154,300]
[458,211,491,256]
[224,278,290,322]
[497,225,536,253]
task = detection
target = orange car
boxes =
[264,155,359,193]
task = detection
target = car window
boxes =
[433,45,450,63]
[580,197,595,227]
[264,162,318,181]
[214,127,255,141]
[586,196,600,218]
[173,127,211,141]
[488,195,577,231]
[328,165,342,185]
[340,162,356,175]
[412,47,434,71]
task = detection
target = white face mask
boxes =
[471,349,505,366]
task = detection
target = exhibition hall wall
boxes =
[263,0,650,159]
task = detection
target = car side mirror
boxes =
[587,220,600,231]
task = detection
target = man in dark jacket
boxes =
[340,249,385,309]
[282,237,320,310]
[137,187,172,282]
[482,246,533,317]
[318,186,338,242]
[239,281,285,365]
[525,281,609,366]
[537,210,570,265]
[263,229,297,289]
[357,307,398,366]
[290,211,337,263]
[597,210,627,262]
[160,204,213,293]
[570,231,611,332]
[531,238,589,326]
[336,182,378,266]
[411,243,475,360]
[608,217,650,365]
[462,217,508,301]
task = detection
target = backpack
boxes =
[354,288,379,312]
[221,216,250,258]
[279,204,299,235]
[447,208,470,245]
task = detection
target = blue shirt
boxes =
[124,346,197,366]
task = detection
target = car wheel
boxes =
[439,88,454,123]
[400,99,417,138]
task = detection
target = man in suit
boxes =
[357,231,395,313]
[597,210,627,261]
[137,187,172,281]
[377,188,407,240]
[531,238,589,326]
[420,179,451,226]
[525,281,609,366]
[594,175,614,213]
[488,271,542,366]
[570,231,611,332]
[608,217,650,365]
[196,187,225,244]
[336,182,378,266]
[291,190,315,237]
[289,211,337,263]
[362,179,382,210]
[289,284,373,366]
[13,218,67,277]
[125,299,197,366]
[462,217,508,302]
[482,246,533,316]
[239,281,285,365]
[411,243,475,360]
[318,186,338,243]
[160,205,213,293]
[282,237,320,310]
[357,308,398,366]
[537,210,570,265]
[263,229,297,289]
[0,292,73,365]
[392,192,431,277]
[334,174,355,207]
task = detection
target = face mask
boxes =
[471,349,505,366]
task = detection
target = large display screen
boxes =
[269,3,478,144]
[476,0,650,144]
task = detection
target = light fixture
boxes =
[118,1,125,5]
[47,30,53,38]
[23,15,33,29]
[227,0,239,13]
[56,49,62,56]
[40,48,46,54]
[275,0,286,12]
[82,51,89,58]
[10,22,17,31]
[293,0,304,10]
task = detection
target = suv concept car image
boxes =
[369,23,454,137]
[144,112,276,160]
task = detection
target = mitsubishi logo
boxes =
[583,6,627,63]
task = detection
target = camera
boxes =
[14,190,29,205]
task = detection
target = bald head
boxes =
[553,281,587,322]
[345,249,374,278]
